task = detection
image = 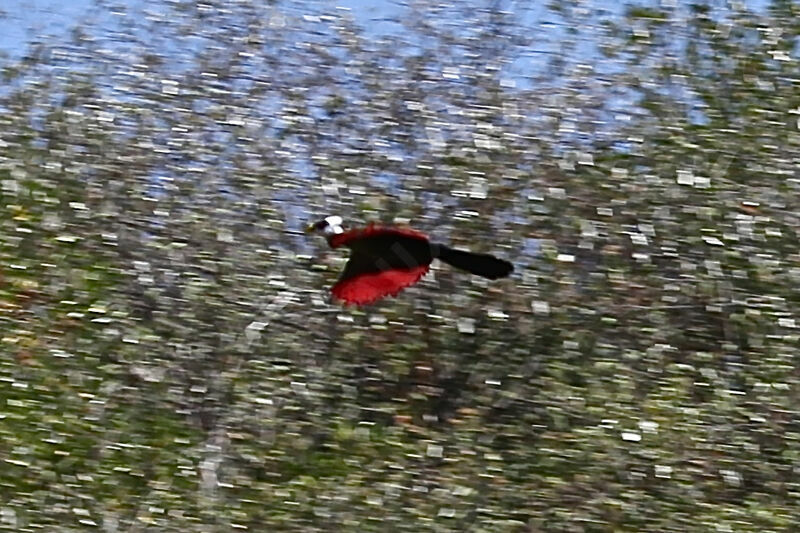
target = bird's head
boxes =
[305,215,344,236]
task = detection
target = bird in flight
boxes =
[306,215,513,305]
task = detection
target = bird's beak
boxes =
[304,223,317,234]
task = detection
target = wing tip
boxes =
[331,264,430,306]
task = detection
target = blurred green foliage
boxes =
[1,0,800,530]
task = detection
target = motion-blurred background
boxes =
[1,1,799,530]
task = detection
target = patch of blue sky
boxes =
[0,0,775,59]
[523,237,541,257]
[0,0,781,186]
[0,0,92,57]
[372,171,401,193]
[334,0,407,35]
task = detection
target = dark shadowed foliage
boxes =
[1,0,799,530]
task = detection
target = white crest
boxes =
[324,215,344,235]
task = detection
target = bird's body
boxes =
[307,216,513,305]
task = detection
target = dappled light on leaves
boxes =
[0,0,799,530]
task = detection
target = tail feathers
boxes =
[435,245,513,280]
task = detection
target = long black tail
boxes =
[434,244,513,280]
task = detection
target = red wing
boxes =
[327,224,433,305]
[331,250,430,305]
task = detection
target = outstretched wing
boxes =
[330,227,434,305]
[331,257,429,305]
